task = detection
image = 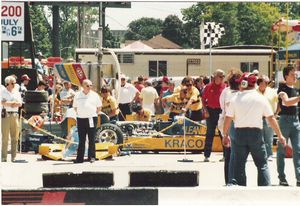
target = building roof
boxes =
[142,35,182,49]
[121,40,154,51]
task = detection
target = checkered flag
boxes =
[201,22,225,46]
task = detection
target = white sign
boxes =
[1,2,24,41]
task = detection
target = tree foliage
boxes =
[29,5,52,57]
[161,15,186,47]
[13,2,300,59]
[124,17,163,40]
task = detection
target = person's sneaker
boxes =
[267,156,273,161]
[297,181,300,187]
[89,158,96,163]
[204,157,209,162]
[279,179,289,186]
[219,157,225,162]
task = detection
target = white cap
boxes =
[120,74,127,80]
[253,69,259,75]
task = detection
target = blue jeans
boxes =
[262,118,274,157]
[204,107,222,158]
[234,128,270,186]
[224,122,236,184]
[277,115,300,182]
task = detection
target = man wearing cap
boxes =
[118,74,140,121]
[223,72,286,186]
[35,52,46,80]
[202,69,226,162]
[20,74,31,98]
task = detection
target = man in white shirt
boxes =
[140,80,159,115]
[118,74,140,121]
[223,72,286,186]
[73,79,102,163]
[1,76,22,162]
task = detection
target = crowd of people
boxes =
[1,64,300,187]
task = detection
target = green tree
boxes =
[275,2,300,19]
[182,2,281,47]
[237,3,280,45]
[162,15,186,47]
[124,17,163,40]
[59,6,78,58]
[29,5,52,57]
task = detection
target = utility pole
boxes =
[97,2,103,92]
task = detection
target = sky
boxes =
[105,2,197,30]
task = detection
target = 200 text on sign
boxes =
[1,2,24,41]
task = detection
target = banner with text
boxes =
[54,63,87,86]
[1,2,24,41]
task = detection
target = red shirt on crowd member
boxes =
[136,83,145,92]
[202,76,226,109]
[135,76,145,92]
[160,76,169,97]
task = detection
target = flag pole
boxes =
[200,21,205,50]
[209,32,212,78]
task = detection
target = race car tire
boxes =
[41,155,53,160]
[95,123,124,145]
[24,91,48,103]
[24,102,49,114]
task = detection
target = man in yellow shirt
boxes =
[132,103,152,121]
[162,86,188,120]
[100,86,119,121]
[174,77,203,121]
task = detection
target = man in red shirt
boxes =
[135,75,145,92]
[202,69,226,162]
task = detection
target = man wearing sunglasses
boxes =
[73,79,102,163]
[202,69,226,162]
[1,76,22,162]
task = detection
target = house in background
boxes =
[123,34,182,49]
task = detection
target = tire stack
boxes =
[23,91,49,119]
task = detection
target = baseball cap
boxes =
[120,74,127,80]
[21,74,31,81]
[162,76,169,83]
[237,72,257,86]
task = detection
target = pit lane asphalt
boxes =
[1,151,298,189]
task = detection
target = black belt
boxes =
[7,111,18,114]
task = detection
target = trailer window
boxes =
[240,62,259,73]
[117,53,134,63]
[149,60,167,77]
